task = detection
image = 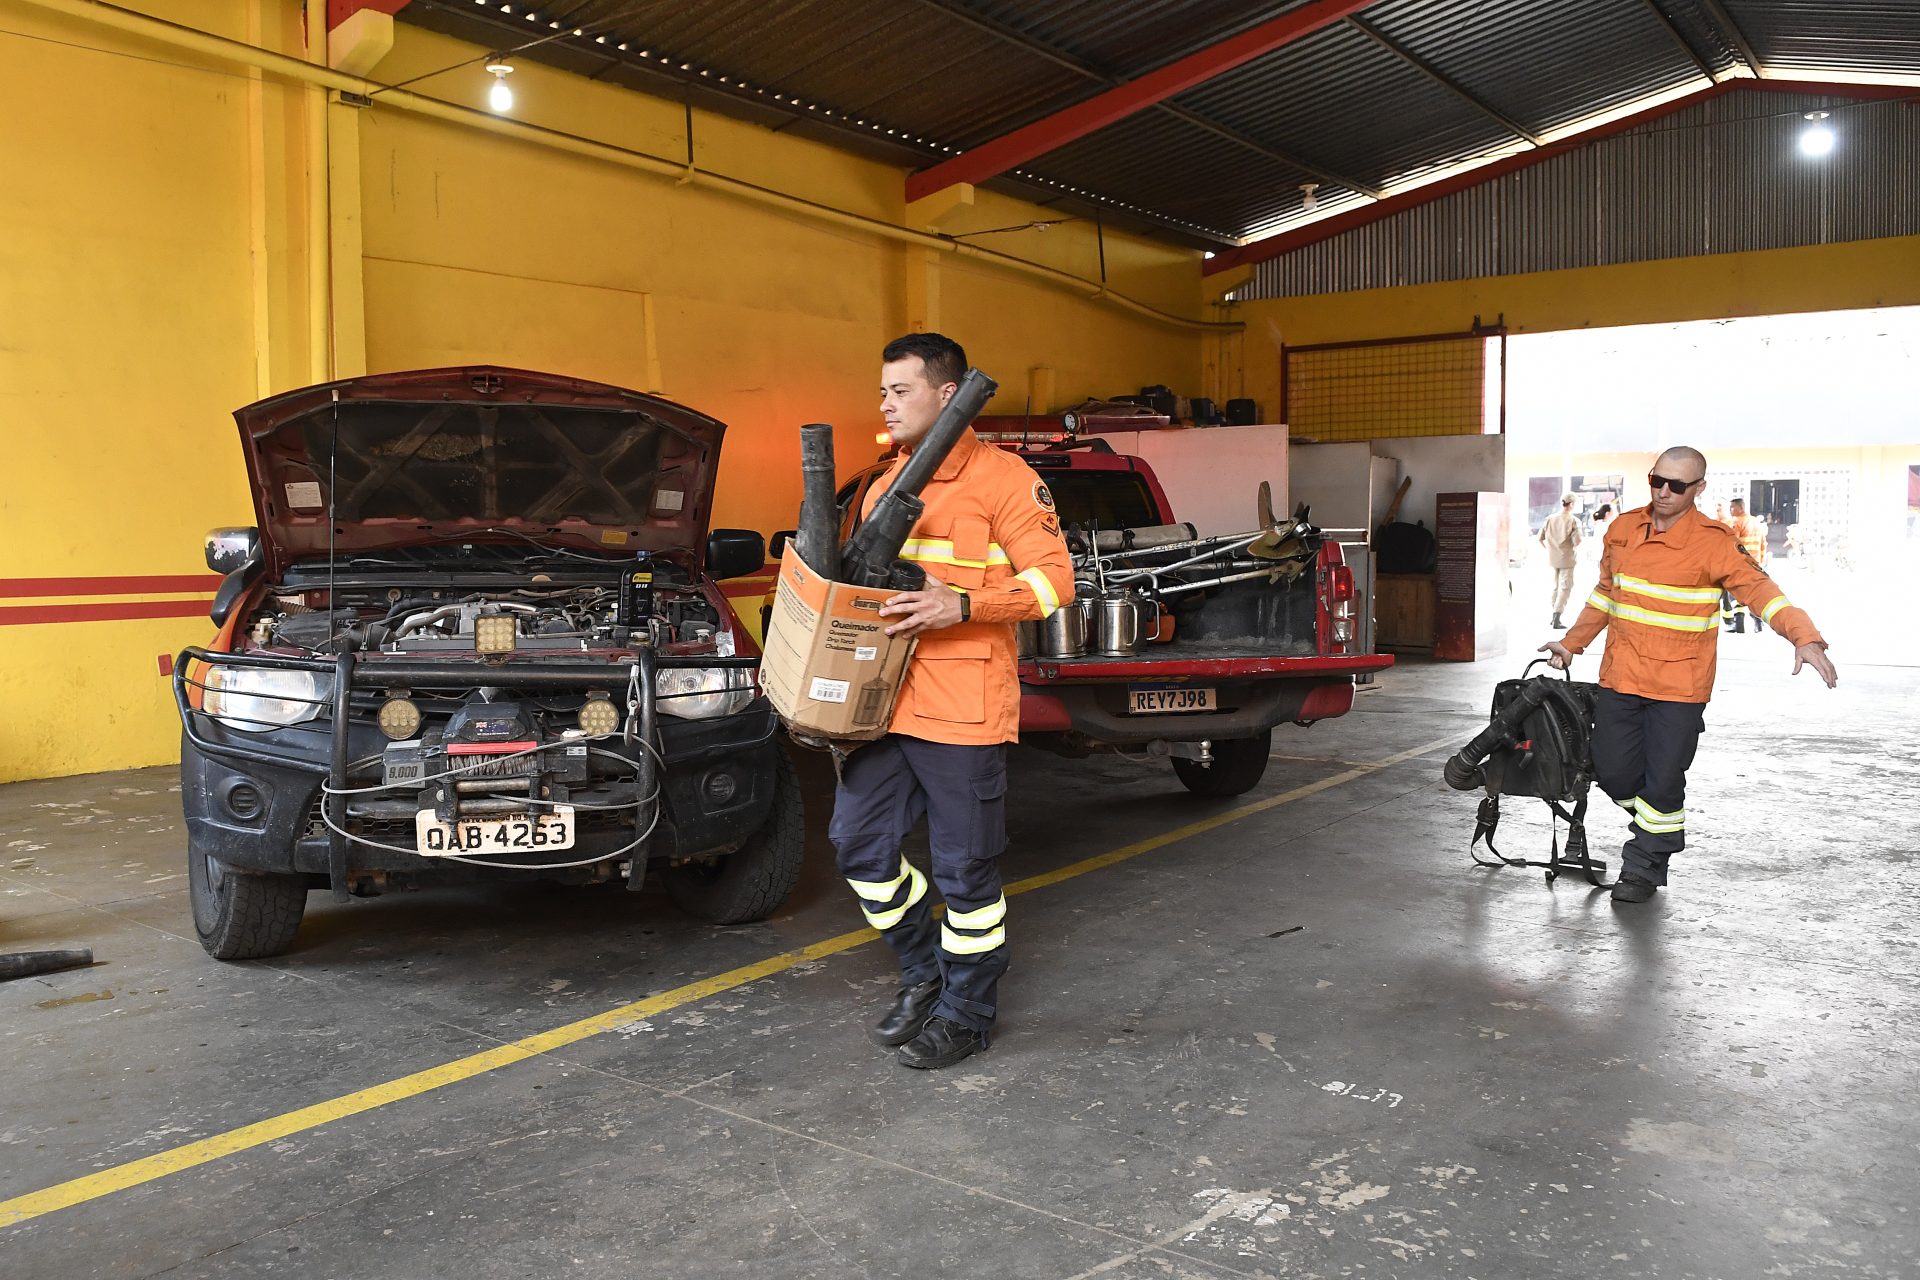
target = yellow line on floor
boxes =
[0,732,1456,1230]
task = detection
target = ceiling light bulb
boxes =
[1799,111,1835,158]
[485,59,515,112]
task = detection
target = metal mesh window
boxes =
[1282,329,1504,441]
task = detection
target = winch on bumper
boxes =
[177,648,779,894]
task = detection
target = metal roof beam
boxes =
[908,0,1384,203]
[905,0,1380,204]
[1636,0,1723,82]
[1345,15,1543,145]
[1696,0,1763,78]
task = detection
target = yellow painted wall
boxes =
[0,3,1206,781]
[1238,234,1920,424]
[0,0,316,783]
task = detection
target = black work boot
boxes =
[1611,873,1658,904]
[1551,614,1564,629]
[896,1015,989,1070]
[870,978,942,1047]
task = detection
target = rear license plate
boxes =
[415,806,575,856]
[1127,684,1216,714]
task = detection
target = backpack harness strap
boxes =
[1465,676,1613,889]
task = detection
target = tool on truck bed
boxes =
[1443,659,1611,887]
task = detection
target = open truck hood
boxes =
[234,367,727,575]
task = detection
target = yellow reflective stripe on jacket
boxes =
[1586,592,1616,614]
[1761,595,1791,623]
[1015,567,1061,617]
[941,923,1006,955]
[900,538,1012,569]
[854,862,928,931]
[1615,574,1722,605]
[945,894,1006,931]
[1609,600,1720,633]
[1632,797,1685,833]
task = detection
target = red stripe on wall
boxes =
[0,599,214,626]
[0,574,224,598]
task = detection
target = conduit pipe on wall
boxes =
[18,0,1240,335]
[302,0,331,382]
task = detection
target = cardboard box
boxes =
[759,543,917,740]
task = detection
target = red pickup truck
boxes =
[825,437,1392,796]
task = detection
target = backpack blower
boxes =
[1443,659,1610,887]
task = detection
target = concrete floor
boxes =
[3,646,1916,1279]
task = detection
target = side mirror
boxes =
[706,528,766,581]
[768,529,797,560]
[205,527,261,575]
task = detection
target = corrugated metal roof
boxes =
[1243,91,1920,297]
[1175,19,1516,192]
[1361,0,1709,136]
[1726,1,1920,78]
[402,1,1920,249]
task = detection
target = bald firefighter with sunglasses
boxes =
[1541,447,1838,903]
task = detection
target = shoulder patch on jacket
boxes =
[1032,479,1055,511]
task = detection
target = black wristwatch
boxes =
[956,590,971,622]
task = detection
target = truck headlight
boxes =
[203,666,331,731]
[654,666,754,720]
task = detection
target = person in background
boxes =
[1541,446,1838,904]
[1725,499,1768,633]
[1538,494,1583,629]
[1587,504,1613,563]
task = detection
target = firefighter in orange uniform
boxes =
[1724,498,1769,633]
[1543,447,1838,903]
[828,333,1075,1069]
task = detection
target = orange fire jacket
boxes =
[1562,504,1823,704]
[1728,513,1766,564]
[860,428,1076,744]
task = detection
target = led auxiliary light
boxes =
[578,694,621,736]
[474,613,518,655]
[1799,111,1835,158]
[485,57,515,112]
[377,696,422,741]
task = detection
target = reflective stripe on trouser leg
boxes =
[849,861,929,931]
[1591,689,1705,887]
[897,736,1010,1032]
[829,735,937,985]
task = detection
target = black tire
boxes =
[1172,731,1273,797]
[666,747,806,924]
[187,840,307,960]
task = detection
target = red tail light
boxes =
[1330,565,1355,603]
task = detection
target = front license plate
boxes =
[415,807,575,856]
[1127,684,1217,714]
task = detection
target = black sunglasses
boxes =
[1647,473,1700,494]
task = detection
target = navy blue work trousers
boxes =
[828,734,1009,1031]
[1591,688,1707,886]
